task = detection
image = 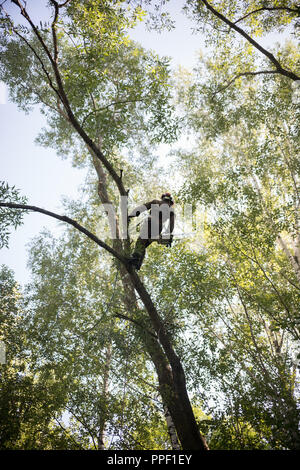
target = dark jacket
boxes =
[129,199,175,240]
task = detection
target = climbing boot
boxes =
[128,254,142,270]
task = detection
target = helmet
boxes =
[161,192,174,205]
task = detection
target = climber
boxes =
[127,193,175,270]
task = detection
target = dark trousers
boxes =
[131,217,163,268]
[131,237,153,269]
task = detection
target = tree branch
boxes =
[49,0,59,64]
[200,0,300,81]
[63,405,98,449]
[234,6,300,25]
[213,70,282,95]
[11,0,59,70]
[53,417,85,450]
[114,312,158,338]
[10,0,128,197]
[0,202,128,265]
[52,0,72,8]
[81,98,145,129]
[0,4,61,97]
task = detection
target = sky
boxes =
[0,0,205,286]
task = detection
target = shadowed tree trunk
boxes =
[97,343,112,450]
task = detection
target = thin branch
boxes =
[114,312,158,338]
[252,172,300,285]
[219,229,294,317]
[234,6,300,25]
[64,405,98,449]
[53,417,85,450]
[234,276,271,377]
[0,201,128,265]
[277,234,300,285]
[275,134,300,210]
[81,98,145,128]
[10,0,128,197]
[213,70,282,95]
[279,269,300,293]
[200,0,300,81]
[250,244,293,316]
[55,0,72,7]
[11,0,59,70]
[0,5,61,97]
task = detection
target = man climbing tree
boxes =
[128,193,175,270]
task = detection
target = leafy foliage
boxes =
[173,37,300,448]
[0,182,27,248]
[0,0,178,165]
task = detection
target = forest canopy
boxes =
[0,0,299,451]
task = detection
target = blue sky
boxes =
[0,1,205,285]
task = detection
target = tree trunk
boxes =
[128,270,209,450]
[90,145,209,450]
[164,404,181,450]
[97,343,112,450]
[277,235,300,286]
